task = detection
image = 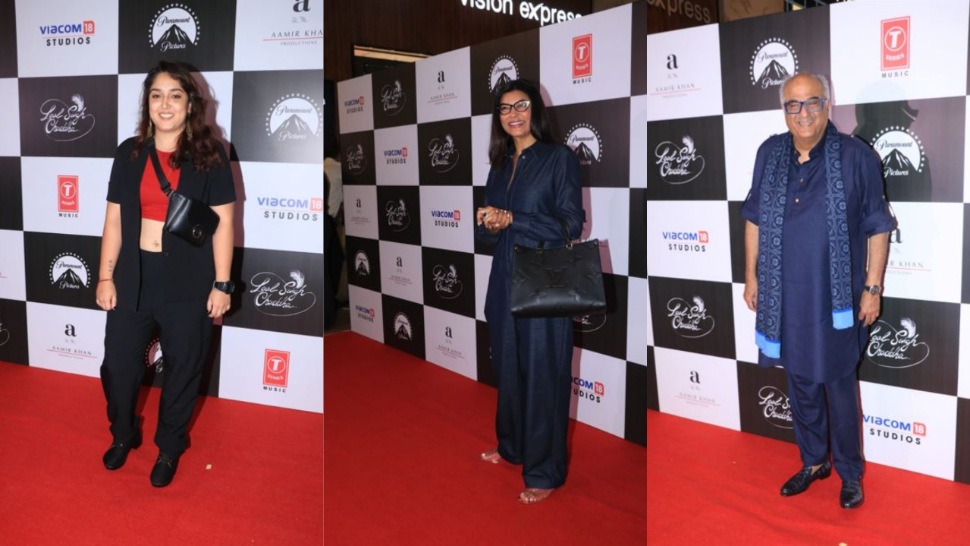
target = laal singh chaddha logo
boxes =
[39,94,96,142]
[149,4,199,52]
[488,55,519,94]
[749,38,798,90]
[871,126,925,179]
[49,252,90,290]
[564,123,602,166]
[266,94,322,142]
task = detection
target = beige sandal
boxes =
[480,449,502,464]
[518,488,555,504]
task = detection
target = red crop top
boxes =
[140,150,181,221]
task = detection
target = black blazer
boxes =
[106,137,236,310]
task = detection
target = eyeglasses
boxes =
[783,97,828,115]
[497,100,531,115]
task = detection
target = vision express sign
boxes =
[460,0,583,26]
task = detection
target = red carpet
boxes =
[323,331,646,544]
[648,409,970,545]
[0,362,322,546]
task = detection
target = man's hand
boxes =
[858,292,880,327]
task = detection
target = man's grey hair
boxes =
[778,73,830,106]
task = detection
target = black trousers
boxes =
[787,371,864,481]
[100,250,213,456]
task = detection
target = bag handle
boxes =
[147,139,214,204]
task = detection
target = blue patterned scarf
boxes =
[755,123,853,359]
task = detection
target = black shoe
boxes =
[102,432,142,470]
[840,480,864,509]
[780,460,831,496]
[150,453,180,488]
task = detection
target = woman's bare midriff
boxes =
[140,218,166,252]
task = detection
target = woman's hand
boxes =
[96,280,117,311]
[476,206,514,233]
[207,289,231,319]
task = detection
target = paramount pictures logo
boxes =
[150,4,199,52]
[749,38,798,90]
[265,94,322,142]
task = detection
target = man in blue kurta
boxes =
[741,73,896,509]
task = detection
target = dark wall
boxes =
[325,0,592,82]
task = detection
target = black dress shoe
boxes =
[840,480,864,509]
[780,460,831,496]
[102,432,142,470]
[150,453,180,488]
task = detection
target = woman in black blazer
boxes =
[95,61,236,488]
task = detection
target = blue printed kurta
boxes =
[741,124,896,383]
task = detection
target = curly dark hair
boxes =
[131,61,224,171]
[487,79,555,169]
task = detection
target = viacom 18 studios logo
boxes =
[881,16,910,76]
[488,55,519,94]
[384,146,408,165]
[384,199,411,231]
[564,123,602,166]
[144,337,164,373]
[865,414,926,446]
[40,20,95,47]
[758,386,793,429]
[572,34,592,83]
[149,4,200,52]
[867,317,930,369]
[58,175,79,216]
[354,304,376,323]
[49,252,90,290]
[393,312,413,341]
[263,349,290,392]
[380,80,407,116]
[654,135,705,185]
[249,270,317,316]
[573,376,605,404]
[431,209,460,228]
[428,134,460,173]
[666,295,715,338]
[662,229,709,253]
[257,195,322,223]
[265,94,322,142]
[354,250,372,277]
[871,126,925,180]
[431,264,464,300]
[345,143,367,175]
[39,95,96,142]
[749,38,798,89]
[343,96,365,115]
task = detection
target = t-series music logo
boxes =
[263,349,290,392]
[572,34,592,83]
[39,20,95,47]
[881,16,910,76]
[57,175,79,216]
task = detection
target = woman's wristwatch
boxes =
[213,280,236,294]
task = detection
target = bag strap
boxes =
[555,218,571,247]
[148,141,174,198]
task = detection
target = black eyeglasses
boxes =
[783,97,828,115]
[497,100,531,115]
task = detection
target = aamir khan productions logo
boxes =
[49,252,90,290]
[393,312,413,341]
[865,414,926,446]
[572,376,605,404]
[343,96,365,115]
[871,126,924,179]
[345,144,367,175]
[354,250,372,277]
[654,135,705,184]
[749,38,798,89]
[39,20,95,47]
[144,338,164,373]
[263,349,290,391]
[384,199,411,231]
[662,229,709,253]
[758,386,793,429]
[262,0,321,46]
[249,270,317,316]
[572,34,592,82]
[380,80,407,116]
[149,4,199,52]
[428,134,460,173]
[564,123,602,166]
[881,16,910,75]
[652,53,697,98]
[431,209,460,228]
[39,94,96,142]
[384,146,408,165]
[265,94,322,142]
[432,264,464,299]
[867,317,930,369]
[430,70,458,106]
[488,55,519,94]
[666,295,715,338]
[50,323,94,360]
[58,175,79,215]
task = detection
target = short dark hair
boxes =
[487,79,555,169]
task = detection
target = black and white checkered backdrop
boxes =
[337,2,648,445]
[0,0,323,414]
[646,0,970,483]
